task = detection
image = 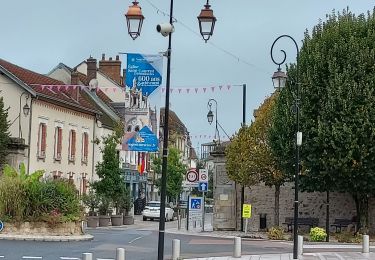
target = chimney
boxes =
[99,53,122,85]
[86,56,97,83]
[71,70,79,85]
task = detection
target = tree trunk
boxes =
[274,185,280,226]
[353,193,369,234]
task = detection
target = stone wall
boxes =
[2,222,83,236]
[237,182,375,232]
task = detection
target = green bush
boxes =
[0,166,83,223]
[335,231,362,243]
[310,227,327,242]
[267,226,285,240]
[0,176,27,222]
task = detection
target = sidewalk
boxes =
[166,216,375,259]
[184,252,375,259]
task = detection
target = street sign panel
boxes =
[199,169,208,182]
[189,197,202,210]
[186,169,198,182]
[182,180,199,188]
[242,204,252,218]
[0,220,3,232]
[198,182,208,192]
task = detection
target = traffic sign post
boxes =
[0,220,3,232]
[186,169,198,182]
[242,204,252,235]
[198,169,208,182]
[198,182,208,192]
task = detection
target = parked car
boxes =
[142,201,174,221]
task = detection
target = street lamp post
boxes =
[19,92,30,139]
[270,35,301,260]
[125,2,216,259]
[207,98,219,144]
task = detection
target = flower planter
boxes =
[1,222,83,235]
[123,215,134,225]
[87,216,99,228]
[111,215,123,226]
[99,215,111,227]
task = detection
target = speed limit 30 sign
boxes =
[186,169,198,182]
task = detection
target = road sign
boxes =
[186,169,198,182]
[198,182,208,192]
[0,220,3,232]
[182,180,199,188]
[199,169,208,182]
[242,204,252,218]
[189,197,202,210]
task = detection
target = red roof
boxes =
[0,58,97,113]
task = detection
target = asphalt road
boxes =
[0,216,293,260]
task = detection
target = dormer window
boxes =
[135,126,140,132]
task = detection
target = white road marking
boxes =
[96,258,114,260]
[60,257,80,260]
[0,256,4,258]
[22,257,43,259]
[128,236,143,244]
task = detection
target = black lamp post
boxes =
[125,2,216,259]
[270,35,301,260]
[19,92,30,139]
[207,98,220,144]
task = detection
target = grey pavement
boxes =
[185,252,375,259]
[0,233,93,241]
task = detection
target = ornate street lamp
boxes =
[272,67,287,90]
[197,0,217,42]
[270,34,300,260]
[124,1,145,40]
[124,1,216,260]
[23,102,30,116]
[207,98,220,144]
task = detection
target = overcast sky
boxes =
[1,1,374,155]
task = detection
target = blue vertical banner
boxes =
[126,53,163,96]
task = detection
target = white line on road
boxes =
[128,236,143,244]
[96,258,114,260]
[22,257,43,259]
[60,257,80,260]
[0,256,4,258]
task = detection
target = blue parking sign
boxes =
[0,220,3,232]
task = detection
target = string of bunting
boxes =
[30,84,237,94]
[188,135,230,140]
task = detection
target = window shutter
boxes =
[57,127,62,158]
[72,130,76,158]
[41,124,47,155]
[83,132,88,162]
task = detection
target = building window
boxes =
[82,132,89,164]
[135,126,140,132]
[127,125,132,132]
[54,126,63,161]
[68,130,76,162]
[37,123,47,159]
[68,172,74,184]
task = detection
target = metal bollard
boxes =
[116,247,125,260]
[172,239,181,260]
[233,237,241,258]
[177,215,181,230]
[363,235,370,253]
[82,253,93,260]
[298,235,303,256]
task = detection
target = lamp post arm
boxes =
[217,121,231,140]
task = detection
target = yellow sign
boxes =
[242,204,252,218]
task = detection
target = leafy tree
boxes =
[227,95,287,226]
[154,147,186,203]
[0,96,10,170]
[226,125,262,188]
[270,9,375,232]
[92,122,125,214]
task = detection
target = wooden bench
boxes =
[283,217,319,232]
[331,219,353,232]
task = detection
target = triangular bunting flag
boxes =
[203,87,207,93]
[211,86,215,92]
[219,85,223,90]
[227,85,231,90]
[186,89,190,94]
[178,88,182,94]
[195,88,199,93]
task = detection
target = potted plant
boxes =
[121,189,134,225]
[98,196,111,227]
[82,189,100,228]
